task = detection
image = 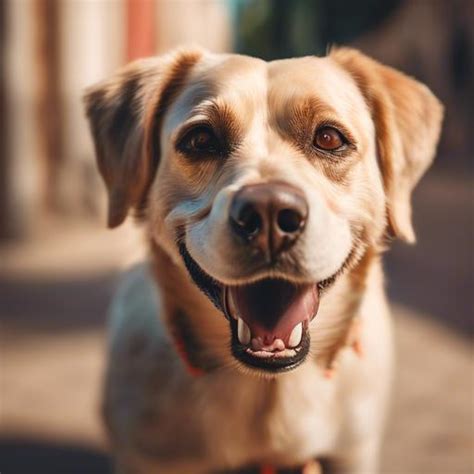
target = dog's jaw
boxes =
[176,239,363,375]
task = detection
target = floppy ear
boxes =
[331,48,444,243]
[83,49,203,228]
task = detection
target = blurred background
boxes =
[0,1,472,473]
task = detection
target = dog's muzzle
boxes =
[177,182,325,373]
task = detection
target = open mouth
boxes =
[178,242,322,373]
[224,280,319,372]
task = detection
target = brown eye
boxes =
[313,126,345,151]
[179,126,220,155]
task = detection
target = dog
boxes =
[84,47,443,474]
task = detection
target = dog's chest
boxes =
[195,365,339,466]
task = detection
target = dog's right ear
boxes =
[83,49,203,228]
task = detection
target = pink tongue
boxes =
[228,279,319,341]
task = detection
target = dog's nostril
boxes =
[233,205,262,238]
[241,209,261,236]
[277,208,304,234]
[243,211,262,236]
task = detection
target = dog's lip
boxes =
[223,280,318,372]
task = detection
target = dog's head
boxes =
[84,48,442,374]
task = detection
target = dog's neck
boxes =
[150,241,377,377]
[151,242,231,374]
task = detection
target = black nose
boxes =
[229,182,308,258]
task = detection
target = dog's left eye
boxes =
[313,126,345,151]
[178,126,221,155]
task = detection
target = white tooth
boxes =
[238,318,251,345]
[227,292,239,319]
[288,323,303,347]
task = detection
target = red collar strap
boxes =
[169,308,211,376]
[172,329,205,377]
[260,466,277,474]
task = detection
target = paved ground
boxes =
[0,174,472,474]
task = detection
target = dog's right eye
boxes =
[313,126,345,151]
[177,126,221,156]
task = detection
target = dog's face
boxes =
[85,48,442,374]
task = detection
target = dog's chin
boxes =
[178,242,335,374]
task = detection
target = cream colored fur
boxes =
[83,47,443,473]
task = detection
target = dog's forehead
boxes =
[267,56,363,107]
[183,53,268,112]
[199,53,267,83]
[194,53,359,101]
[164,52,370,135]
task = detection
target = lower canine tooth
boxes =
[237,318,251,345]
[288,322,303,347]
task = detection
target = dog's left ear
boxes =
[83,48,203,228]
[331,48,444,243]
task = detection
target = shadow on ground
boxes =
[0,438,112,474]
[0,272,115,332]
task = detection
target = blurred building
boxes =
[0,0,231,240]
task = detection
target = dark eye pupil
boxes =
[314,127,343,150]
[178,126,222,157]
[193,132,211,148]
